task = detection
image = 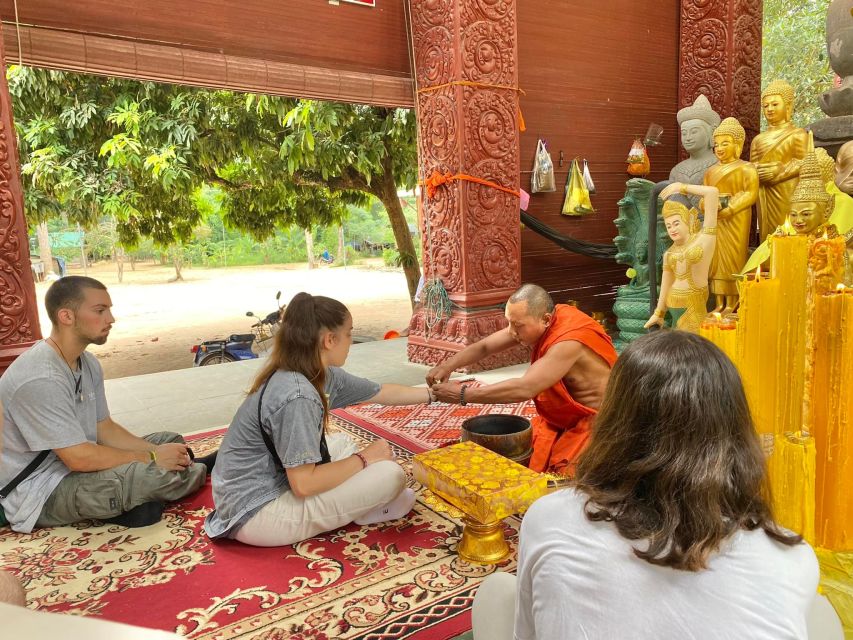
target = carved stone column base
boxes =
[407,308,529,372]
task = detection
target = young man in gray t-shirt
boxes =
[0,276,206,533]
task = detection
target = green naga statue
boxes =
[612,178,671,350]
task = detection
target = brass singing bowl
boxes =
[460,415,532,466]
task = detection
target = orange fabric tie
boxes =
[418,80,526,133]
[422,170,520,200]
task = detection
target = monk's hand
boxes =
[426,364,453,386]
[431,382,463,404]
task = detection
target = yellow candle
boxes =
[811,289,853,550]
[769,235,811,439]
[737,276,781,453]
[769,431,816,544]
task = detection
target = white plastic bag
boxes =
[531,139,556,193]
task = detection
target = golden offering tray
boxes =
[413,442,550,564]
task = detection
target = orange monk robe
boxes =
[528,305,617,475]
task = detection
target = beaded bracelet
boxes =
[354,452,368,469]
[460,384,468,406]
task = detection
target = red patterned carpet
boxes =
[0,401,536,639]
[337,395,538,452]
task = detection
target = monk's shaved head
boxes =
[508,284,555,319]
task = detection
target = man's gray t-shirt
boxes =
[0,342,109,532]
[204,366,380,539]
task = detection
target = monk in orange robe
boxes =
[428,284,617,475]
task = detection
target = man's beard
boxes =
[74,322,109,346]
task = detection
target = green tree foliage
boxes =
[762,0,834,127]
[9,67,421,300]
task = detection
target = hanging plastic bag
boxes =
[562,158,595,216]
[531,139,556,193]
[582,159,596,195]
[626,137,650,176]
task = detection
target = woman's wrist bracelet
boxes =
[654,308,666,318]
[680,184,689,196]
[354,452,368,469]
[148,449,157,463]
[426,387,433,404]
[459,384,468,406]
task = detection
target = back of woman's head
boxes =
[249,293,349,405]
[575,330,800,571]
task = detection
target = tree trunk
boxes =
[114,245,125,283]
[305,229,316,269]
[78,225,89,275]
[36,222,54,277]
[337,225,345,266]
[170,248,184,282]
[377,175,420,307]
[130,255,136,271]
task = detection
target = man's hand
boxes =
[360,439,395,465]
[426,364,454,386]
[431,381,464,404]
[152,442,192,472]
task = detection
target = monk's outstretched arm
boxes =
[453,341,583,405]
[425,328,518,385]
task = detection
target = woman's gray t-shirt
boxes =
[203,367,380,539]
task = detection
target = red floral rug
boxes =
[0,405,533,639]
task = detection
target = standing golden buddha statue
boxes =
[750,80,810,240]
[644,183,720,333]
[703,117,759,316]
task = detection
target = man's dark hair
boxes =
[44,276,108,325]
[508,283,555,318]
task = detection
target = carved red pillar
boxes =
[0,39,41,375]
[679,0,763,146]
[407,0,527,371]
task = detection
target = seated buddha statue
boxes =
[749,80,810,240]
[703,117,759,316]
[644,183,720,333]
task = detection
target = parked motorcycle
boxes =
[191,292,283,366]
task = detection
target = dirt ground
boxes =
[33,260,413,380]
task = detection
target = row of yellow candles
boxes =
[700,234,850,550]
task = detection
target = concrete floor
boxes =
[105,338,529,436]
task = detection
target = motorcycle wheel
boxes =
[199,352,237,366]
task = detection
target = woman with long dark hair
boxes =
[204,293,432,546]
[473,331,824,639]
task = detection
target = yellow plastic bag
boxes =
[562,158,594,216]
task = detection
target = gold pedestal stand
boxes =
[424,489,510,564]
[414,442,551,565]
[458,518,510,564]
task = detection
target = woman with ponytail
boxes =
[204,293,432,546]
